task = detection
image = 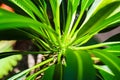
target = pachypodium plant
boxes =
[0,0,120,80]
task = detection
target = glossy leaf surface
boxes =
[63,49,95,80]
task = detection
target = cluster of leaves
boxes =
[0,0,120,80]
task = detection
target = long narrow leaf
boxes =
[63,0,80,42]
[8,57,54,80]
[74,1,120,45]
[10,0,36,19]
[70,0,94,37]
[94,65,117,80]
[76,1,120,39]
[49,0,61,37]
[103,44,120,56]
[70,42,120,50]
[92,49,120,80]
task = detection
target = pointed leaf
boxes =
[10,0,36,19]
[0,9,57,40]
[70,0,94,36]
[95,65,117,80]
[49,0,61,37]
[8,58,54,80]
[74,1,120,45]
[26,67,49,80]
[92,49,120,80]
[76,1,120,38]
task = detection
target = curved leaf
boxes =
[41,65,55,80]
[0,9,43,30]
[0,9,57,42]
[74,1,120,45]
[10,0,45,22]
[8,57,54,80]
[70,0,94,37]
[94,65,117,80]
[63,49,95,80]
[26,67,49,80]
[49,0,61,37]
[92,49,120,80]
[9,0,35,20]
[41,63,63,80]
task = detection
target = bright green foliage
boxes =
[0,41,22,78]
[95,65,117,80]
[0,0,120,79]
[92,49,120,80]
[0,55,22,78]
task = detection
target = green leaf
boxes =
[63,49,95,80]
[0,9,58,45]
[41,63,63,80]
[10,0,46,22]
[104,44,120,56]
[89,12,120,34]
[26,67,49,80]
[81,0,94,12]
[70,0,94,37]
[99,70,116,80]
[10,0,36,19]
[49,0,61,37]
[8,58,54,80]
[53,63,63,80]
[0,55,22,79]
[92,49,120,80]
[0,9,44,30]
[41,65,55,80]
[0,41,22,79]
[22,0,45,21]
[94,65,117,80]
[71,42,120,50]
[74,1,120,45]
[63,0,81,42]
